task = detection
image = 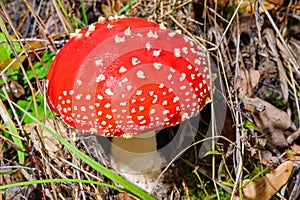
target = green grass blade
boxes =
[80,0,88,26]
[10,100,155,199]
[0,99,25,164]
[55,0,74,32]
[0,15,26,165]
[117,0,137,15]
[0,178,127,193]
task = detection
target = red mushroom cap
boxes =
[47,17,211,137]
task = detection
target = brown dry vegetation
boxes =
[0,0,300,199]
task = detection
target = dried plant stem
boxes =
[231,11,244,200]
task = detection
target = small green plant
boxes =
[273,95,287,108]
[56,0,89,30]
[1,50,54,125]
[0,30,54,164]
[0,32,21,65]
[243,120,259,131]
[17,93,51,124]
[26,50,54,83]
[0,21,26,164]
[247,163,271,181]
[117,0,137,15]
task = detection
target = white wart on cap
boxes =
[47,17,211,137]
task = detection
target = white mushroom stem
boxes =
[111,131,164,172]
[110,131,164,192]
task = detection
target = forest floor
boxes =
[0,0,300,199]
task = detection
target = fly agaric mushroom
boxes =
[47,16,211,191]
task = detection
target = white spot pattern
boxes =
[153,49,161,57]
[132,57,140,65]
[153,62,163,70]
[147,30,159,39]
[115,35,125,43]
[49,17,210,137]
[146,42,152,50]
[96,74,105,82]
[136,70,146,79]
[105,88,114,96]
[119,66,127,73]
[95,59,103,66]
[124,27,131,35]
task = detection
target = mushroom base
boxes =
[110,131,164,173]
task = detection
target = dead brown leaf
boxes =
[242,161,293,200]
[237,68,291,148]
[237,68,261,97]
[101,3,116,16]
[242,96,290,148]
[216,0,284,13]
[0,54,26,71]
[265,28,289,101]
[24,119,65,153]
[102,0,133,16]
[290,142,300,154]
[8,80,25,98]
[252,150,273,162]
[285,143,300,161]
